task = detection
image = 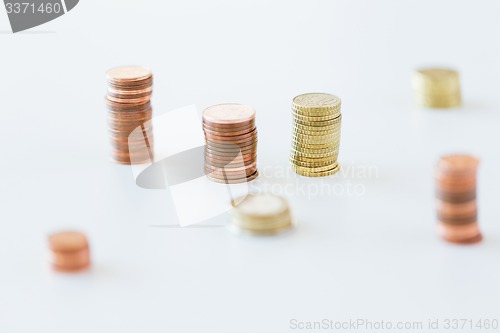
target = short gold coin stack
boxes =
[412,67,461,108]
[290,93,342,177]
[229,193,293,235]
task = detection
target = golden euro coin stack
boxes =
[435,154,482,244]
[48,231,91,272]
[202,103,258,184]
[229,193,293,235]
[412,68,461,108]
[105,66,154,164]
[290,93,342,177]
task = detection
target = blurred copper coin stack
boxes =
[202,103,258,183]
[229,193,293,235]
[48,231,91,272]
[105,66,154,164]
[412,67,461,108]
[436,154,482,244]
[290,93,342,177]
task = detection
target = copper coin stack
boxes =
[48,231,91,272]
[105,66,154,164]
[436,154,482,244]
[202,103,258,184]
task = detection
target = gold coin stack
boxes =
[105,66,154,164]
[229,193,293,235]
[202,103,258,184]
[435,154,482,244]
[290,93,342,177]
[412,67,461,108]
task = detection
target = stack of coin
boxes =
[48,231,91,272]
[290,93,342,177]
[435,154,482,244]
[229,193,293,235]
[202,103,258,183]
[105,66,154,164]
[412,67,461,108]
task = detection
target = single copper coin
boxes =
[437,154,479,175]
[202,103,255,125]
[437,221,482,244]
[207,170,259,184]
[106,66,152,84]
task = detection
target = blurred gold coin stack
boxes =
[290,93,342,177]
[412,68,461,108]
[435,154,482,244]
[229,193,293,235]
[105,66,154,164]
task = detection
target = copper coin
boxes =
[202,124,255,135]
[51,249,90,271]
[204,148,256,158]
[104,97,151,110]
[202,103,255,125]
[204,128,257,142]
[205,139,257,150]
[436,154,479,175]
[437,221,482,244]
[106,66,152,83]
[205,165,257,177]
[107,95,152,105]
[206,133,257,145]
[206,170,259,184]
[436,200,477,217]
[48,231,88,252]
[206,160,257,170]
[202,120,255,131]
[436,189,476,203]
[206,160,257,171]
[205,152,256,162]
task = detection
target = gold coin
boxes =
[292,93,341,116]
[291,111,341,123]
[291,163,340,177]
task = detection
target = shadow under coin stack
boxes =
[229,193,293,235]
[290,93,342,177]
[202,104,258,183]
[48,231,91,272]
[436,154,482,244]
[105,66,154,164]
[412,67,461,108]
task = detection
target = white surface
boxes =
[1,1,500,332]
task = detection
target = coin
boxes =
[437,221,482,244]
[105,66,154,164]
[202,103,258,184]
[228,193,293,235]
[202,103,255,125]
[48,231,90,272]
[292,93,341,115]
[412,67,461,108]
[435,154,481,243]
[207,170,259,184]
[290,93,342,177]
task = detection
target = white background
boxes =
[1,1,500,332]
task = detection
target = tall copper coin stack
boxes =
[202,103,258,184]
[105,66,154,164]
[48,231,91,272]
[290,93,342,177]
[412,67,461,108]
[436,154,482,244]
